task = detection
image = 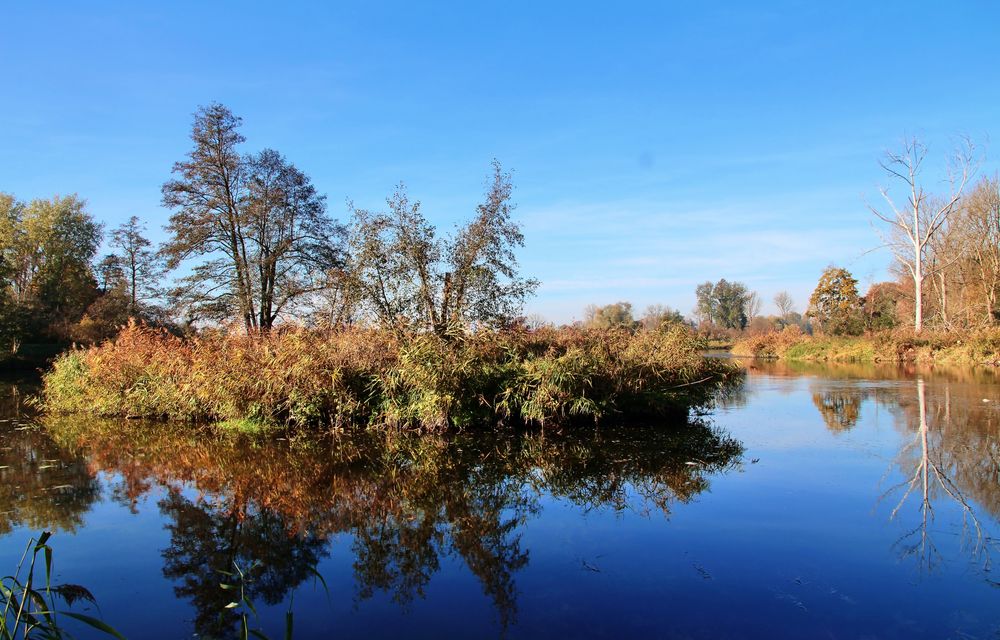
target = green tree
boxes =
[584,301,636,329]
[807,266,864,335]
[695,279,749,329]
[345,161,537,335]
[0,193,102,343]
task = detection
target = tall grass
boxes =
[1,532,123,639]
[43,322,737,431]
[732,327,1000,364]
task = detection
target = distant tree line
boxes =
[580,302,685,331]
[0,194,168,352]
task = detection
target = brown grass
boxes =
[731,326,1000,364]
[43,321,738,431]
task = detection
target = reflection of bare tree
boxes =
[881,378,996,576]
[42,415,743,629]
[159,491,329,637]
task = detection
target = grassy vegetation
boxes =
[1,532,123,639]
[42,322,739,431]
[732,327,1000,364]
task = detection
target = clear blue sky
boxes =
[2,2,998,323]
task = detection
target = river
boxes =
[0,360,997,638]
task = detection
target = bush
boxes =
[42,322,739,432]
[730,325,803,358]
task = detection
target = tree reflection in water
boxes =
[0,421,100,535]
[881,378,999,577]
[43,417,744,634]
[159,491,329,635]
[812,385,866,432]
[738,361,1000,583]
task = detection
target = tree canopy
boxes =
[695,279,749,330]
[808,266,864,336]
[0,193,103,348]
[584,302,636,329]
[161,103,343,331]
[344,161,537,335]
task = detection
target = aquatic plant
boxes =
[1,532,124,639]
[217,560,328,640]
[42,322,738,431]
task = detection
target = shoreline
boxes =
[731,330,1000,366]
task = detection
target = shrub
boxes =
[42,322,738,431]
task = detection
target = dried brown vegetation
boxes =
[42,322,737,431]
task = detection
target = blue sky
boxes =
[2,2,998,322]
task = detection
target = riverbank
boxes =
[0,343,67,373]
[731,328,1000,365]
[42,323,739,432]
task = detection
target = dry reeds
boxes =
[43,322,736,431]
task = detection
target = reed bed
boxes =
[732,327,1000,364]
[42,322,736,431]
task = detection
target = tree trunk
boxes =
[913,229,923,334]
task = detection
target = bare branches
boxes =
[161,104,343,331]
[867,135,978,333]
[343,161,536,336]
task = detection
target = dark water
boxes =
[1,361,998,639]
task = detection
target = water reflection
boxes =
[5,362,999,636]
[811,386,865,432]
[744,360,1000,581]
[40,416,744,634]
[159,491,329,635]
[882,379,999,576]
[0,418,99,535]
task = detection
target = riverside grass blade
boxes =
[46,611,126,639]
[307,567,330,601]
[4,533,123,640]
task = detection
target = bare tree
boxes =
[773,291,794,319]
[744,290,762,321]
[345,161,537,335]
[161,104,342,331]
[867,136,975,333]
[109,216,162,313]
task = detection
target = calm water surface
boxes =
[0,361,998,639]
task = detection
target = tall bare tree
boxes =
[867,136,975,333]
[744,290,762,321]
[773,291,794,319]
[109,216,161,313]
[161,104,342,331]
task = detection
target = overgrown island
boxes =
[2,104,734,432]
[5,106,1000,434]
